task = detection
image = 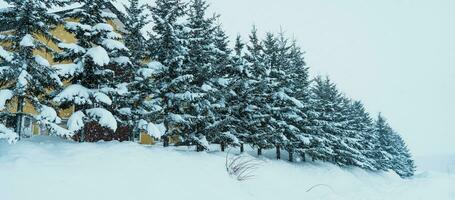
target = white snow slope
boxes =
[0,137,454,200]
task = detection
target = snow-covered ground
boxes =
[0,137,454,200]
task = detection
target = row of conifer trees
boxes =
[0,0,415,177]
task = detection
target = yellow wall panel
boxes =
[140,132,156,145]
[58,106,74,119]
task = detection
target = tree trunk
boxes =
[301,152,306,162]
[196,144,204,152]
[163,136,169,147]
[15,96,25,140]
[80,129,85,142]
[289,151,294,162]
[276,145,281,160]
[221,143,225,152]
[240,143,244,153]
[257,148,262,156]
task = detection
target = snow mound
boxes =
[137,61,167,79]
[0,124,17,143]
[36,105,61,124]
[0,89,13,110]
[85,46,110,66]
[85,108,117,131]
[102,39,128,50]
[67,111,85,132]
[54,84,92,105]
[138,120,164,138]
[19,34,34,47]
[54,63,83,78]
[0,46,13,61]
[34,55,50,67]
[0,138,454,200]
[92,23,114,32]
[53,84,112,106]
[58,43,85,54]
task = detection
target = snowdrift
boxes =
[0,137,453,200]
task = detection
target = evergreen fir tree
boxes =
[243,26,274,155]
[262,32,293,160]
[374,114,398,170]
[168,0,220,151]
[375,114,416,176]
[307,76,343,162]
[148,0,187,68]
[147,0,188,146]
[149,0,212,150]
[123,0,149,62]
[209,34,251,152]
[53,0,133,141]
[287,39,313,162]
[334,98,370,168]
[0,0,70,140]
[204,26,239,151]
[390,132,416,177]
[346,100,379,170]
[277,37,312,162]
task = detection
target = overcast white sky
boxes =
[207,0,455,156]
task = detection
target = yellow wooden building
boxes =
[0,2,158,144]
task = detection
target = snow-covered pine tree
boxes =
[373,114,397,171]
[123,0,149,63]
[307,76,344,162]
[374,114,416,176]
[208,34,251,152]
[148,0,187,68]
[390,132,416,177]
[168,0,220,151]
[109,0,157,142]
[147,0,188,146]
[276,37,312,162]
[0,0,71,141]
[243,26,274,156]
[149,0,213,150]
[345,100,379,170]
[262,32,291,160]
[204,25,240,151]
[130,60,167,141]
[334,98,370,168]
[53,0,133,141]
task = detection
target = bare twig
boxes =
[225,149,263,181]
[306,184,335,193]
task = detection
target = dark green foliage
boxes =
[0,0,66,138]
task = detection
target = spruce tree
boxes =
[307,76,343,162]
[148,0,187,68]
[373,114,398,171]
[279,38,312,162]
[0,0,69,140]
[374,114,416,176]
[334,98,370,168]
[210,35,250,152]
[147,0,188,145]
[123,0,149,62]
[390,132,416,177]
[346,100,379,170]
[170,0,219,151]
[149,0,212,150]
[204,26,239,151]
[262,32,292,160]
[53,0,133,141]
[243,26,274,155]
